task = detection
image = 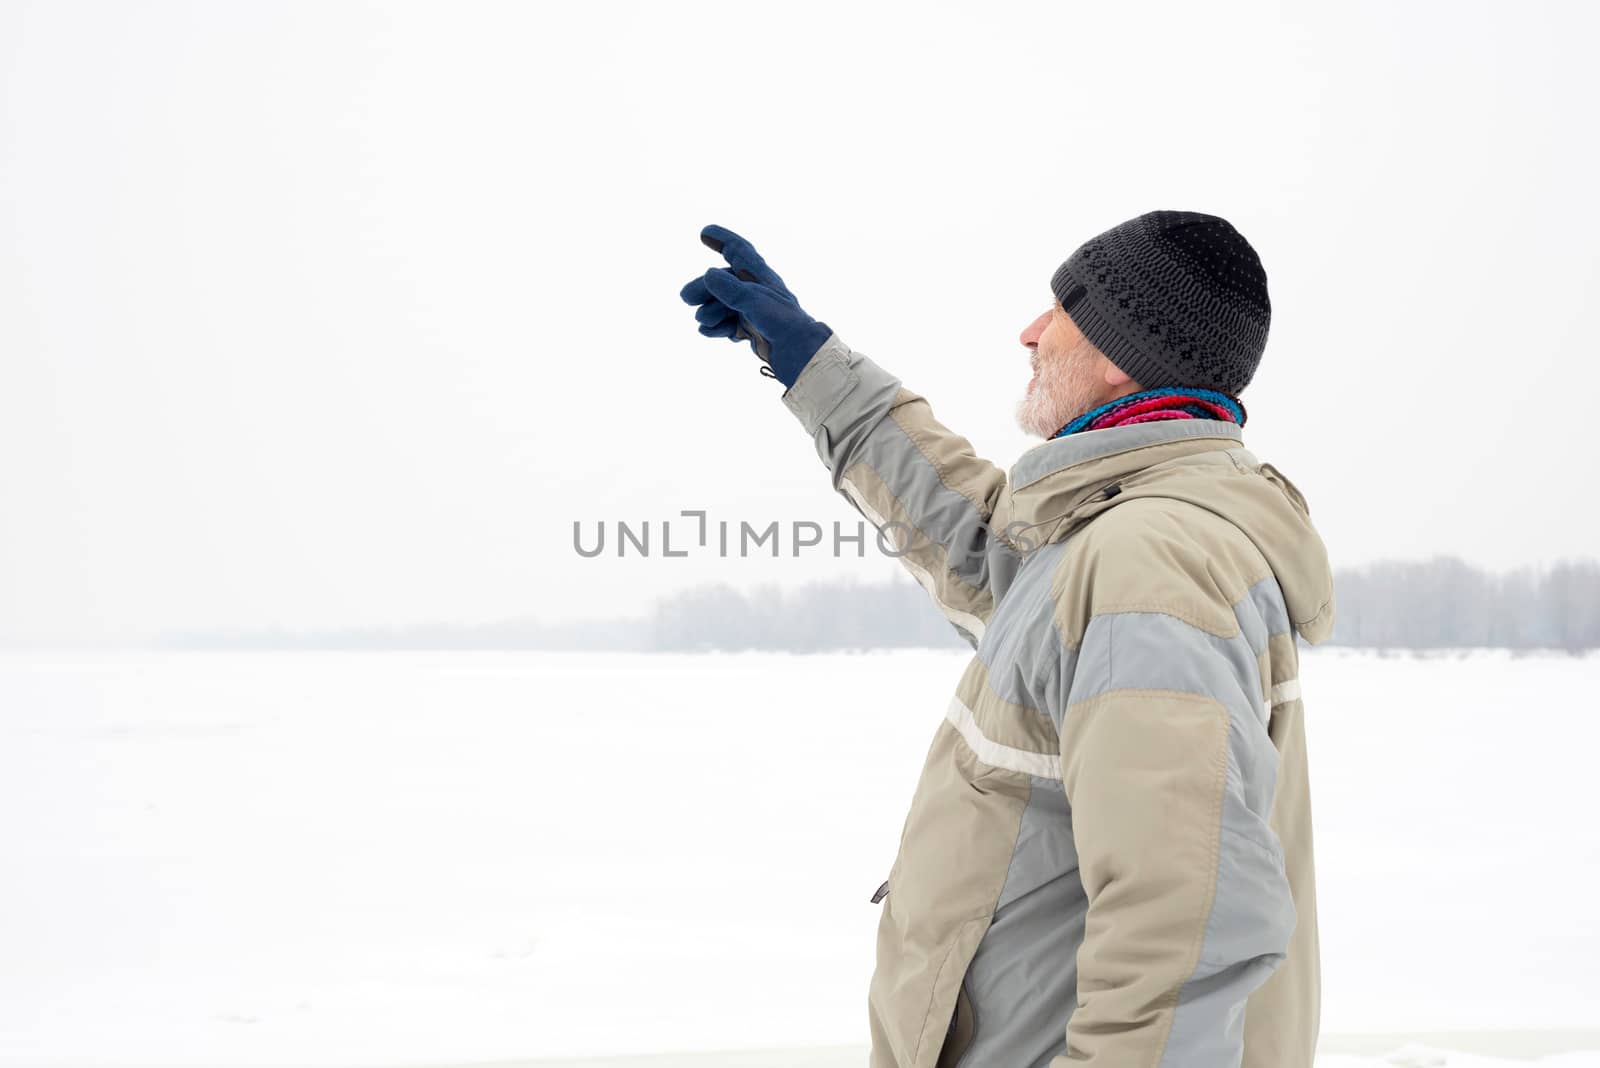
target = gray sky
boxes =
[2,0,1597,644]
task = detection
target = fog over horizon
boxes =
[4,1,1598,645]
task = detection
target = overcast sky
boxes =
[2,0,1597,644]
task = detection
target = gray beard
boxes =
[1015,345,1103,439]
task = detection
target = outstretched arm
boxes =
[781,334,1019,647]
[681,224,1021,647]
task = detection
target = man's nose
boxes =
[1020,310,1050,348]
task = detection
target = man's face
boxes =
[1015,304,1112,439]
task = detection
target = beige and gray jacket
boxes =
[782,334,1336,1068]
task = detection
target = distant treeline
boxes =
[651,556,1600,653]
[1331,557,1600,651]
[649,577,961,652]
[163,556,1600,653]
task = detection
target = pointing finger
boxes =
[700,224,789,291]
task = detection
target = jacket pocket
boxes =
[872,853,902,904]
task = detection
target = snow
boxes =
[0,648,1597,1067]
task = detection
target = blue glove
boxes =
[679,224,833,388]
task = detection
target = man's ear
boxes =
[1102,359,1134,387]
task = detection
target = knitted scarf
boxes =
[1051,386,1247,439]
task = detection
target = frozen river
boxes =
[1,648,1597,1066]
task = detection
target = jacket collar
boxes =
[1012,418,1243,487]
[1001,419,1247,547]
[999,417,1337,644]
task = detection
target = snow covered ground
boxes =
[1,647,1596,1067]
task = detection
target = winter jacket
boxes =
[782,333,1336,1068]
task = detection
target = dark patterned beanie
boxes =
[1050,210,1271,396]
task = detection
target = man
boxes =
[679,211,1335,1068]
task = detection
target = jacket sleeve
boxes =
[1052,604,1297,1066]
[781,331,1022,648]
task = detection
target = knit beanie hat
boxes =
[1050,210,1271,396]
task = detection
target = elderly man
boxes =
[679,211,1335,1068]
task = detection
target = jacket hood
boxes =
[1004,419,1336,643]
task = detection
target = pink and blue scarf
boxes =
[1052,387,1247,439]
